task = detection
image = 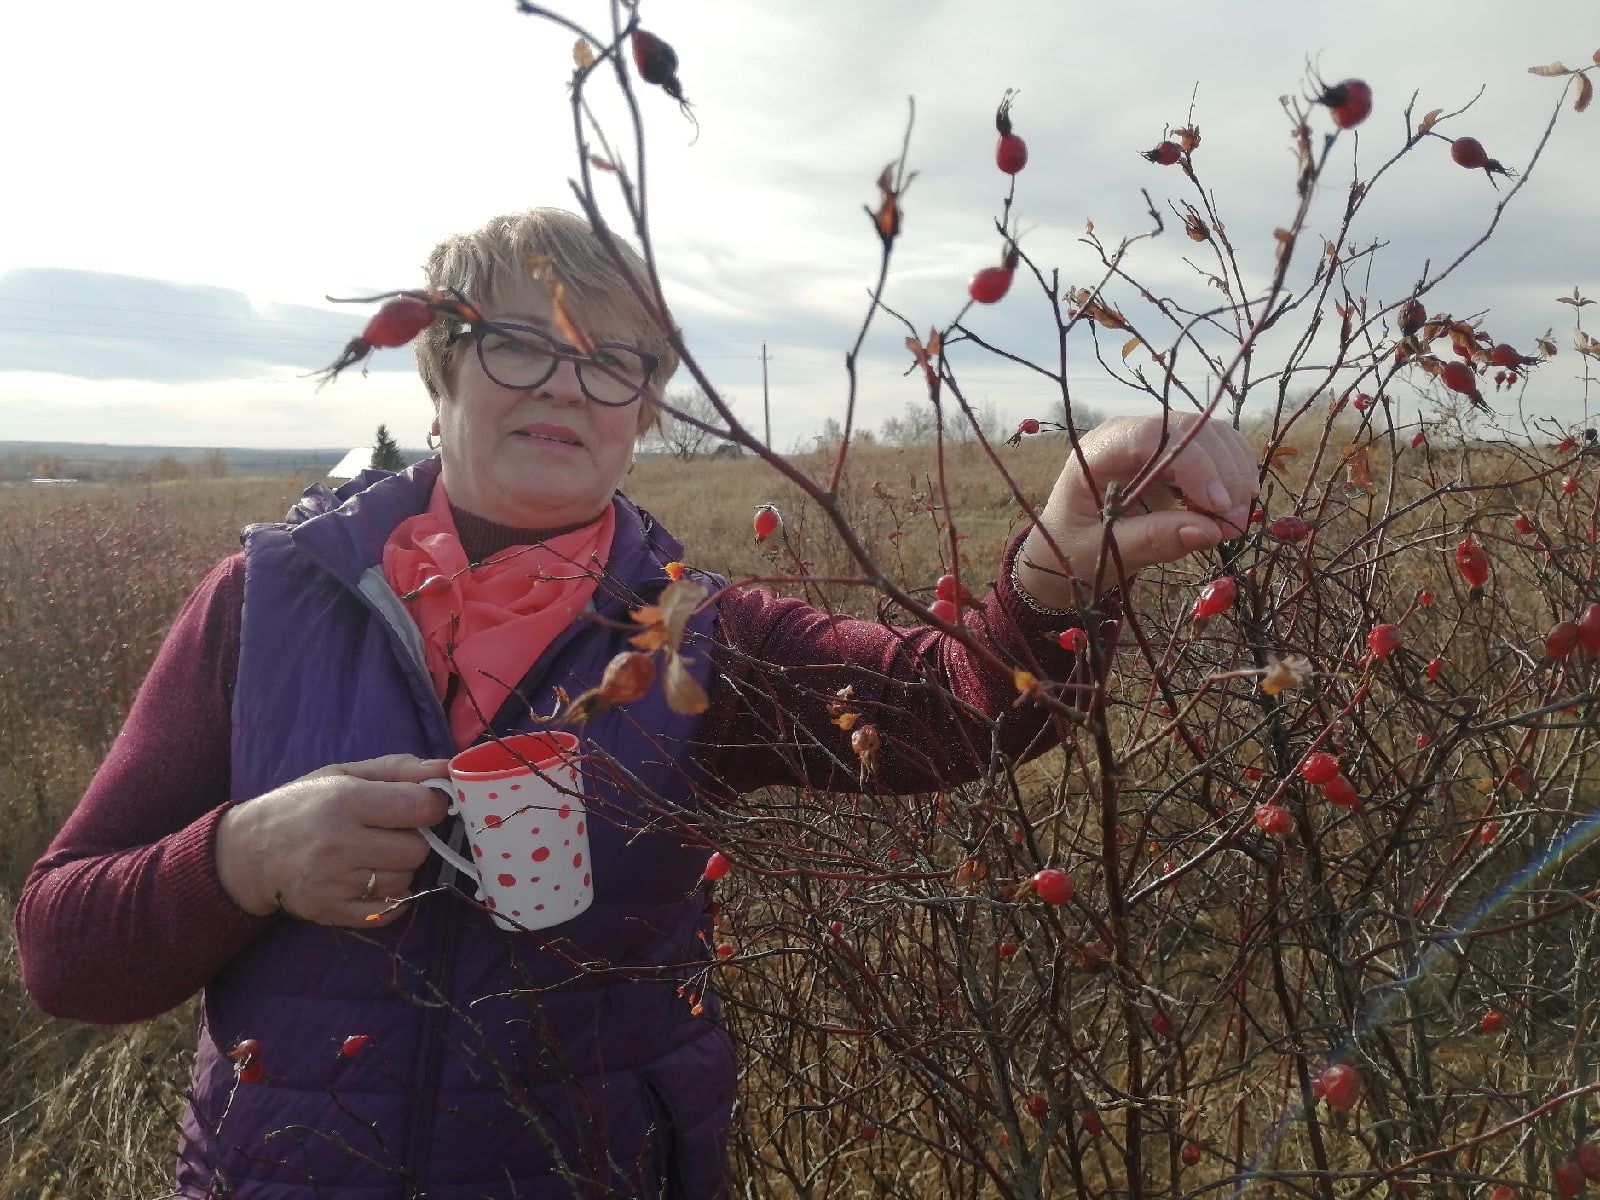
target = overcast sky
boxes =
[1,1,1595,451]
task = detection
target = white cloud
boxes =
[2,0,1595,451]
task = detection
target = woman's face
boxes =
[435,278,644,530]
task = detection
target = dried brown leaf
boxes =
[629,578,707,654]
[1577,73,1594,113]
[663,653,710,715]
[1528,62,1572,77]
[573,39,596,69]
[1259,654,1313,697]
[1173,125,1201,151]
[1419,108,1443,132]
[587,154,619,173]
[1121,335,1143,360]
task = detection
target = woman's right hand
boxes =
[215,754,451,927]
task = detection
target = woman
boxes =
[15,208,1257,1198]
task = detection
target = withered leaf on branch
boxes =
[663,653,710,715]
[1556,287,1592,308]
[1173,125,1201,151]
[1261,444,1299,468]
[1527,62,1572,77]
[905,329,942,387]
[573,39,596,69]
[1183,212,1210,242]
[1342,442,1377,494]
[526,255,596,356]
[1259,654,1313,697]
[1576,73,1594,113]
[868,162,914,247]
[1537,328,1560,357]
[1419,108,1443,133]
[1121,335,1144,360]
[1066,288,1129,331]
[629,578,708,653]
[588,154,619,173]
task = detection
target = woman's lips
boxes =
[514,424,584,447]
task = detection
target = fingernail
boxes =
[1179,524,1214,550]
[1206,482,1232,510]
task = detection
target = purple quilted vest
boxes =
[175,459,735,1199]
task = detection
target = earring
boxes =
[426,420,441,452]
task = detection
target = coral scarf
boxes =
[382,483,615,748]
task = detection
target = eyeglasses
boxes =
[448,320,658,407]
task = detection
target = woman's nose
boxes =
[539,356,586,404]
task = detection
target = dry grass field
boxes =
[5,427,1600,1197]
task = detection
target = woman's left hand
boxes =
[1015,413,1258,607]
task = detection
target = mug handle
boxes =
[419,778,480,885]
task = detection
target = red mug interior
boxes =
[449,732,581,781]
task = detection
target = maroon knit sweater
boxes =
[16,514,1107,1025]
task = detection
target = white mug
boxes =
[420,731,591,932]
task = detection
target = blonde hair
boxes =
[415,208,678,434]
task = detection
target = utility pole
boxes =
[761,341,771,449]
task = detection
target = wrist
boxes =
[1017,530,1128,609]
[215,803,279,918]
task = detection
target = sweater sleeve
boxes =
[695,526,1122,795]
[13,553,280,1025]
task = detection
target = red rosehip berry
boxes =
[1492,1187,1518,1200]
[702,851,733,882]
[1514,512,1535,535]
[230,1038,262,1063]
[1451,136,1489,170]
[1397,299,1426,335]
[1058,627,1088,652]
[1478,1010,1505,1034]
[1559,435,1577,452]
[361,297,435,349]
[1415,733,1431,749]
[1426,656,1444,681]
[1318,78,1372,129]
[1081,1111,1106,1137]
[1150,1009,1175,1038]
[1546,621,1581,662]
[1479,819,1500,845]
[715,942,734,959]
[1322,774,1361,809]
[1367,623,1404,660]
[1441,360,1479,397]
[1299,752,1342,786]
[998,941,1018,960]
[1563,475,1580,496]
[753,504,780,540]
[1243,766,1264,781]
[934,573,959,603]
[1578,1144,1600,1182]
[1412,430,1427,448]
[1181,1141,1204,1167]
[1455,536,1490,594]
[1554,1162,1587,1198]
[1024,1093,1050,1119]
[1488,343,1522,368]
[857,1123,878,1142]
[1267,516,1313,542]
[1191,576,1238,621]
[1018,417,1040,435]
[1353,393,1371,411]
[929,598,958,624]
[828,919,844,937]
[340,1034,372,1058]
[994,90,1028,174]
[1579,604,1600,659]
[1312,1064,1361,1112]
[1418,589,1434,608]
[996,133,1028,174]
[1143,140,1183,165]
[1030,868,1074,905]
[237,1059,266,1084]
[969,266,1015,305]
[1254,804,1293,836]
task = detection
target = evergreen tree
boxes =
[370,424,405,471]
